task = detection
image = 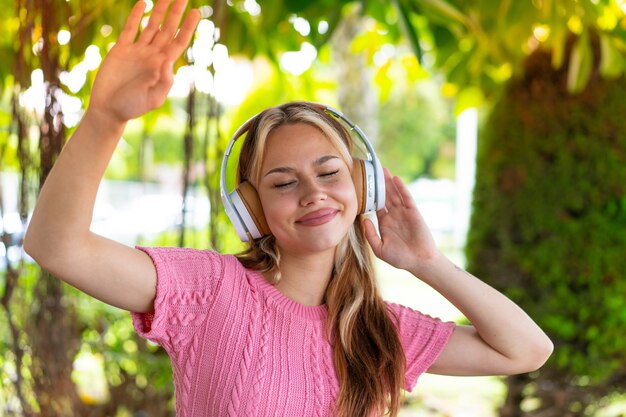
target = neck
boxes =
[270,249,335,307]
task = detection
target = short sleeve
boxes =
[386,302,455,392]
[130,246,224,353]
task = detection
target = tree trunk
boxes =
[30,272,84,417]
[499,375,528,417]
[204,91,223,251]
[331,4,379,145]
[180,85,196,247]
[26,0,84,415]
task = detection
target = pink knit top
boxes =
[131,246,454,417]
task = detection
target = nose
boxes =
[299,179,327,207]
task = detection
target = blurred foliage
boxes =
[389,0,626,113]
[466,35,626,416]
[378,78,456,182]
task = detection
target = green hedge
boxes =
[466,45,626,385]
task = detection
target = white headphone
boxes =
[220,102,385,242]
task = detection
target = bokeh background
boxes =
[1,0,626,416]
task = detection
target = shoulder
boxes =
[136,246,244,291]
[136,245,242,268]
[137,245,227,261]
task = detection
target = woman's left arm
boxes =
[363,168,553,376]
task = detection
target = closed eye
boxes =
[273,181,296,189]
[320,170,339,178]
[272,170,339,189]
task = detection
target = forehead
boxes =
[262,123,343,165]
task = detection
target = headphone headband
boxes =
[220,102,385,242]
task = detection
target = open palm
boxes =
[89,0,200,123]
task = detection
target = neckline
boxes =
[247,269,328,321]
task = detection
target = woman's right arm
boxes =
[23,0,200,313]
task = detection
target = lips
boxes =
[295,208,339,226]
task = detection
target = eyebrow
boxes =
[264,155,339,177]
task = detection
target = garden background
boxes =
[1,0,626,416]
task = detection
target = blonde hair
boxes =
[235,102,405,417]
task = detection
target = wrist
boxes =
[83,106,128,134]
[407,250,449,282]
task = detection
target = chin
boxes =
[278,232,346,255]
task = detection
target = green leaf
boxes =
[599,33,624,79]
[373,60,393,102]
[418,0,468,27]
[454,86,483,115]
[393,0,423,63]
[550,20,568,69]
[567,31,593,94]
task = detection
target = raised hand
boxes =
[25,1,201,312]
[363,168,441,274]
[89,0,200,124]
[363,169,554,377]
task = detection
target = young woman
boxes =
[24,0,553,416]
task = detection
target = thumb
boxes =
[147,60,175,108]
[157,59,175,88]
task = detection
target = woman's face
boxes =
[256,122,358,256]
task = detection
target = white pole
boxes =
[454,108,478,250]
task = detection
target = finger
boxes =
[119,1,147,45]
[152,0,188,47]
[138,0,172,45]
[392,175,416,209]
[167,8,201,61]
[384,168,403,207]
[362,218,383,258]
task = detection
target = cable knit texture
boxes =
[131,246,455,417]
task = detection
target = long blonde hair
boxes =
[235,102,405,417]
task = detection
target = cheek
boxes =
[339,181,359,217]
[258,193,291,234]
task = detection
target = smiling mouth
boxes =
[295,208,339,226]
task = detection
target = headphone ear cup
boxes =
[351,159,366,214]
[352,158,379,214]
[234,181,271,238]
